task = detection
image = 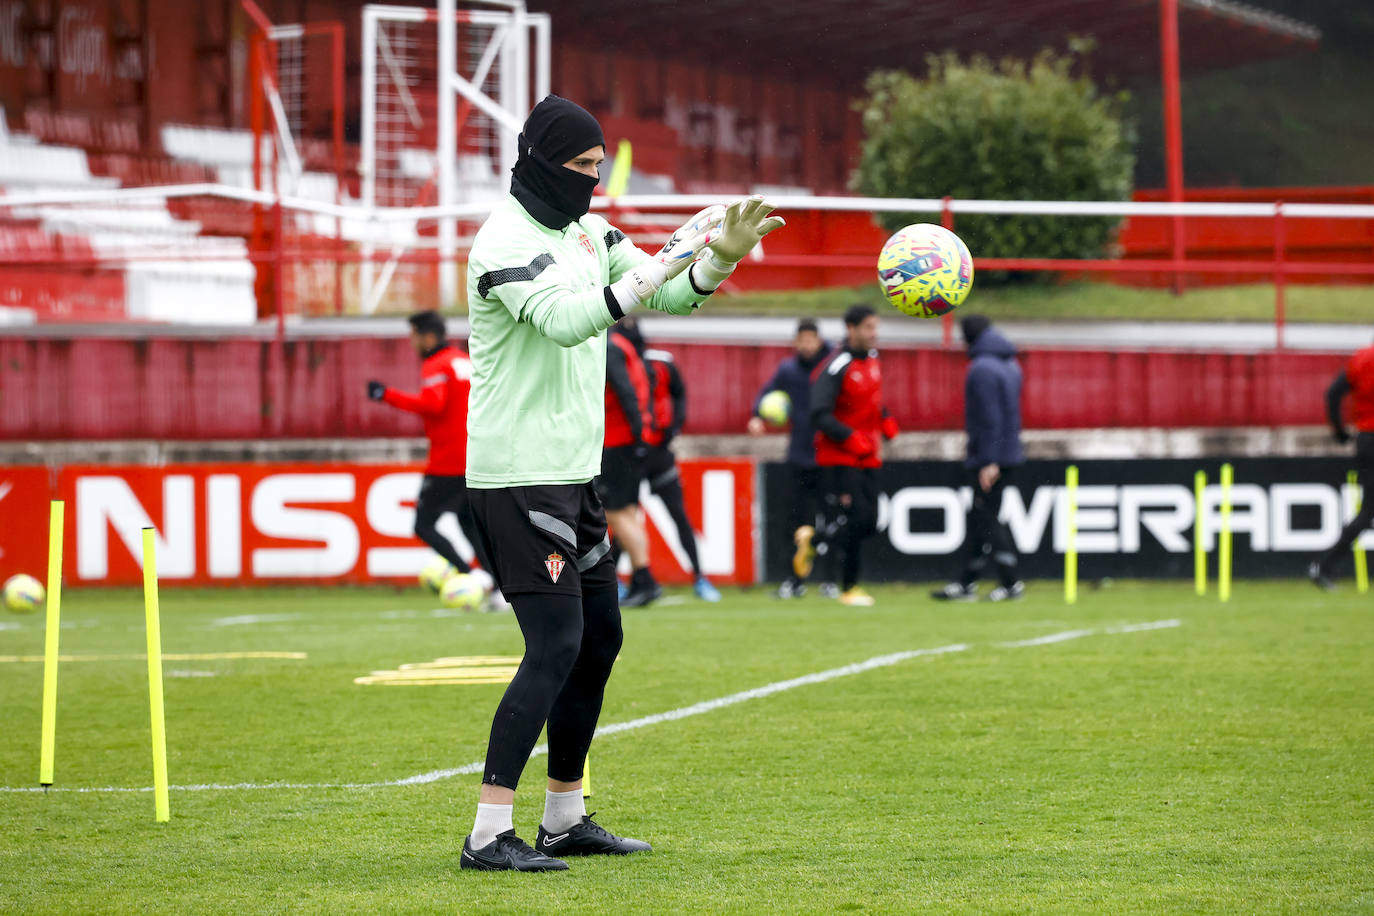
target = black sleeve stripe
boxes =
[687,264,712,298]
[604,229,626,248]
[604,285,624,321]
[476,253,556,299]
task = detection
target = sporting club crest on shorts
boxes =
[545,552,566,583]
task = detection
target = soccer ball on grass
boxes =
[419,556,456,593]
[877,223,974,318]
[440,573,487,612]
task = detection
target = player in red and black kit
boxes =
[1309,337,1374,590]
[617,316,722,602]
[596,323,661,607]
[367,311,491,588]
[800,304,898,607]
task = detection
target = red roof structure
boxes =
[0,0,1322,196]
[534,0,1319,84]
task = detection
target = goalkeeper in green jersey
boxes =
[458,95,784,872]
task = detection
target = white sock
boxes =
[470,803,513,850]
[541,788,586,833]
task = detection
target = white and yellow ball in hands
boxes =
[3,574,45,614]
[440,573,487,612]
[877,223,974,318]
[758,390,791,427]
[419,556,456,593]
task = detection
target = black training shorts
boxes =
[642,445,680,495]
[467,482,617,597]
[594,445,644,510]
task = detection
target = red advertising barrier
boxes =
[641,458,756,586]
[0,459,756,588]
[0,466,54,580]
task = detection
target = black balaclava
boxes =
[510,95,605,230]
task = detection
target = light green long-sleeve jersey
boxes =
[464,195,710,488]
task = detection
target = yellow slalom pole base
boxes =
[1193,471,1207,597]
[582,754,592,800]
[40,500,64,787]
[1351,470,1369,594]
[1064,465,1078,605]
[1218,464,1233,603]
[142,528,170,823]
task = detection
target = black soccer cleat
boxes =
[1307,562,1338,592]
[535,814,652,857]
[985,581,1025,602]
[460,830,569,872]
[930,582,978,602]
[620,580,662,608]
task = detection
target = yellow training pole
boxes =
[39,500,64,787]
[1193,471,1207,596]
[1064,465,1078,605]
[142,528,170,823]
[1218,464,1233,603]
[1351,470,1369,594]
[582,754,592,799]
[605,139,632,199]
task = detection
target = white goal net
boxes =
[361,3,550,312]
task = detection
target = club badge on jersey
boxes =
[545,552,566,583]
[577,232,596,258]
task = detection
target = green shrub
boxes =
[854,50,1135,282]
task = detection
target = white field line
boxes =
[999,619,1181,649]
[1000,628,1098,648]
[1108,620,1183,634]
[0,620,1179,795]
[210,614,303,627]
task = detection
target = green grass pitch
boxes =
[2,581,1371,913]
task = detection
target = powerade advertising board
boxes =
[759,458,1372,582]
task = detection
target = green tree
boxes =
[855,51,1135,281]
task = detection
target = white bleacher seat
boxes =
[0,140,119,189]
[125,259,257,325]
[160,125,261,169]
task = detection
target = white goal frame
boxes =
[361,1,550,312]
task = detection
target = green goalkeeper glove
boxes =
[611,205,725,307]
[694,195,785,288]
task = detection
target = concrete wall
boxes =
[0,425,1349,469]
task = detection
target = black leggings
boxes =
[414,475,485,574]
[785,465,833,583]
[816,467,879,591]
[646,448,701,575]
[958,468,1021,588]
[481,586,623,789]
[1317,432,1374,574]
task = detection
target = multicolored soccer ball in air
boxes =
[3,573,44,613]
[876,223,974,318]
